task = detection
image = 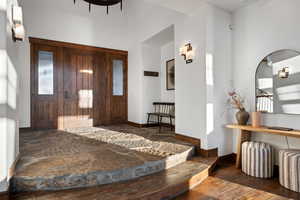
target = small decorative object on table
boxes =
[268,126,294,131]
[228,90,249,125]
[251,112,261,127]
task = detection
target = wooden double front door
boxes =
[30,38,128,129]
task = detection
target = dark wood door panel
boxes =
[31,44,59,129]
[111,98,126,123]
[63,48,95,129]
[108,54,128,124]
[30,39,128,129]
[33,102,57,129]
[93,52,107,126]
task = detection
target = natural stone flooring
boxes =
[64,125,192,157]
[13,125,194,191]
[12,157,217,200]
[12,156,289,200]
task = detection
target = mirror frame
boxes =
[255,49,300,115]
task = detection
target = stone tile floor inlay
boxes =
[64,125,191,157]
[13,125,194,192]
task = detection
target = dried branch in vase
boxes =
[228,91,245,111]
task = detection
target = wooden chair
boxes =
[147,102,175,132]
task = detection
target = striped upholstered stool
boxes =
[242,141,274,178]
[279,149,300,192]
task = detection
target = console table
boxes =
[226,124,300,168]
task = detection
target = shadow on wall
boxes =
[274,71,300,114]
[205,52,233,155]
[0,43,19,191]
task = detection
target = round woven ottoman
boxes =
[242,141,274,178]
[279,149,300,192]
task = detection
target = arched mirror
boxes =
[256,49,300,114]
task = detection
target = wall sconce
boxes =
[12,6,25,42]
[180,43,194,64]
[278,67,289,79]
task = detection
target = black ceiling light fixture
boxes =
[73,0,123,14]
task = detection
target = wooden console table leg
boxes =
[236,130,251,169]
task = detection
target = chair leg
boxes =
[170,117,173,131]
[159,116,162,133]
[157,115,160,126]
[147,114,151,126]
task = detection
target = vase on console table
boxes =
[236,108,250,125]
[227,90,249,125]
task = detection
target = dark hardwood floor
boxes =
[0,192,9,200]
[177,157,300,200]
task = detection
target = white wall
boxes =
[175,6,207,143]
[175,3,233,156]
[160,42,175,102]
[126,1,214,145]
[0,0,20,192]
[127,0,185,124]
[18,0,129,127]
[0,0,8,191]
[128,2,233,155]
[233,0,300,162]
[205,5,233,155]
[141,44,161,124]
[141,41,175,125]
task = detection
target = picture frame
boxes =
[166,59,175,90]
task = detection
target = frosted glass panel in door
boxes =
[113,60,124,96]
[38,51,54,95]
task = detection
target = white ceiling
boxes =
[142,0,258,13]
[207,0,258,12]
[142,0,204,14]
